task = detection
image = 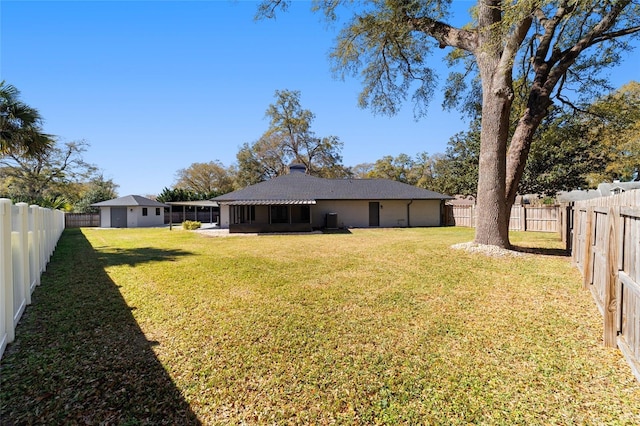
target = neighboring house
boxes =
[91,195,168,228]
[447,195,476,206]
[213,165,453,233]
[557,181,640,203]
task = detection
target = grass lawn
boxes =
[1,226,639,424]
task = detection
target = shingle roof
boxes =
[91,195,168,208]
[213,174,452,204]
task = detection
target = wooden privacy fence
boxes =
[572,189,640,382]
[65,213,100,228]
[0,199,65,360]
[446,204,562,232]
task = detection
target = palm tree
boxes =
[0,81,53,157]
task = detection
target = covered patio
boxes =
[223,199,316,233]
[165,201,220,227]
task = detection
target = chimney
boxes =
[289,163,307,174]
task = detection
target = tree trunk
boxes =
[505,106,549,208]
[474,89,512,249]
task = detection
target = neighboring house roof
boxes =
[557,181,640,203]
[213,173,452,204]
[557,189,602,203]
[597,181,640,196]
[91,195,168,208]
[447,195,476,206]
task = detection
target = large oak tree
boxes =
[258,0,640,248]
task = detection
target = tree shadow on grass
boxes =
[91,246,194,267]
[512,245,570,257]
[0,229,201,425]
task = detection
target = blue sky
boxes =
[1,1,638,197]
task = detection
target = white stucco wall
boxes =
[131,206,164,227]
[313,200,369,228]
[100,207,111,227]
[314,199,442,228]
[99,206,164,228]
[219,205,229,229]
[406,200,442,227]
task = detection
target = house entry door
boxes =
[369,202,380,227]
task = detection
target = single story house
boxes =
[91,195,168,228]
[213,165,453,233]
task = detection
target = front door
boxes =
[369,202,380,227]
[110,207,127,228]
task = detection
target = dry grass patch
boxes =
[1,226,639,424]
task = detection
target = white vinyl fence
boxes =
[0,199,65,360]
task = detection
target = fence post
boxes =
[564,204,572,252]
[582,207,594,290]
[29,205,41,286]
[16,203,30,305]
[604,206,620,347]
[472,204,476,228]
[0,199,15,344]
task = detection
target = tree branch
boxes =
[405,16,478,52]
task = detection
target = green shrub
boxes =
[182,220,201,230]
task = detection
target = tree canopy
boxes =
[236,90,349,186]
[174,160,236,197]
[0,140,100,208]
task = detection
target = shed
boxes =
[91,195,168,228]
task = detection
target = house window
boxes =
[156,208,161,216]
[270,205,289,224]
[142,208,148,216]
[300,205,310,222]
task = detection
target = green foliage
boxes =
[156,187,213,203]
[72,176,119,213]
[0,140,100,206]
[181,220,201,230]
[582,81,640,184]
[431,121,481,197]
[174,160,235,196]
[363,151,437,189]
[236,90,349,186]
[519,108,602,196]
[0,81,53,158]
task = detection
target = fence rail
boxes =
[572,189,640,382]
[0,199,65,360]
